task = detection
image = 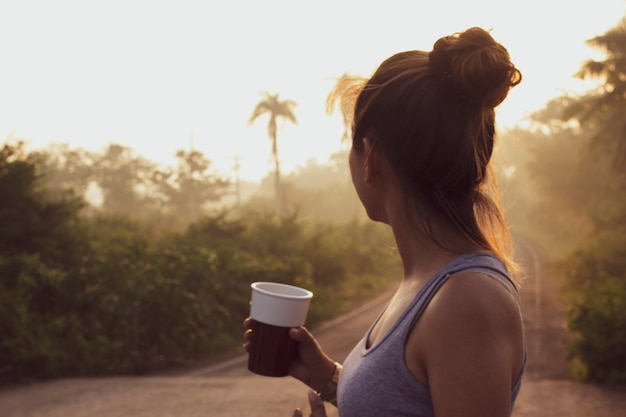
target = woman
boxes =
[244,26,526,417]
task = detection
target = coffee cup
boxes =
[247,282,313,377]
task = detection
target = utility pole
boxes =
[233,156,241,208]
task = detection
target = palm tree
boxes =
[248,91,297,213]
[564,17,626,176]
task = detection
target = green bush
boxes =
[1,209,399,382]
[564,233,626,384]
[567,274,626,383]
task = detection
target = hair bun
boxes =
[428,27,521,108]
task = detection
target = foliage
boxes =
[150,149,231,223]
[0,142,86,267]
[0,142,90,379]
[566,241,626,384]
[560,18,626,383]
[242,149,368,224]
[29,143,96,197]
[91,143,157,214]
[561,232,626,290]
[565,18,626,174]
[0,254,86,379]
[25,142,232,227]
[0,146,399,383]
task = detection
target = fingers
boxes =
[292,393,327,417]
[242,329,251,352]
[242,317,253,352]
[307,392,327,417]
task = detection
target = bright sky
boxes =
[0,0,624,182]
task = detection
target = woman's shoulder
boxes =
[417,268,523,351]
[415,268,525,365]
[434,270,520,322]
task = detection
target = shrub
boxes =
[564,233,626,384]
[567,274,626,383]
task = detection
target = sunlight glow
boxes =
[0,0,623,181]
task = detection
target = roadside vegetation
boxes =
[497,18,626,384]
[0,140,399,383]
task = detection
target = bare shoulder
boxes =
[431,271,521,322]
[408,270,525,382]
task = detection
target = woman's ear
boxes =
[363,137,377,186]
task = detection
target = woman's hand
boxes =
[243,317,336,392]
[292,392,327,417]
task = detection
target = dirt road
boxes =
[0,294,387,417]
[1,243,625,417]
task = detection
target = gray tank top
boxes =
[337,252,525,417]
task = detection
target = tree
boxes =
[29,143,96,199]
[92,144,156,215]
[0,141,85,266]
[248,92,297,214]
[564,18,626,178]
[151,149,231,223]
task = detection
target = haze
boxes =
[0,0,623,181]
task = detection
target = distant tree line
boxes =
[23,142,232,229]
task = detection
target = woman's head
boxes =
[332,27,521,272]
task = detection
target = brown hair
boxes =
[331,27,522,278]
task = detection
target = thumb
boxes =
[307,391,327,417]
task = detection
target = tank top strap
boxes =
[406,252,517,331]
